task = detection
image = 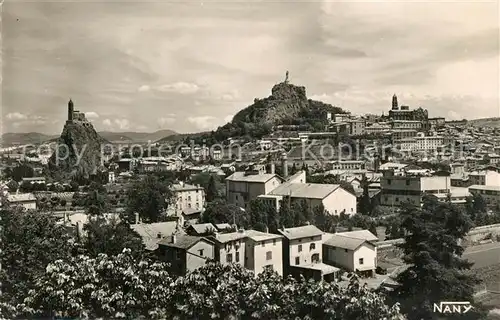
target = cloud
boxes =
[157,82,199,94]
[102,118,130,130]
[187,116,223,131]
[85,111,100,119]
[2,1,498,134]
[221,90,240,101]
[138,85,151,92]
[6,112,28,120]
[224,114,234,123]
[158,116,176,126]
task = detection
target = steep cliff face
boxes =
[48,121,106,179]
[232,81,346,125]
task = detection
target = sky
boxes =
[2,0,499,134]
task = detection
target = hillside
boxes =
[99,129,178,143]
[1,132,58,146]
[48,120,107,179]
[232,81,346,126]
[469,117,500,128]
[1,129,178,146]
[185,80,349,144]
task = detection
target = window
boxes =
[236,252,240,262]
[261,241,265,247]
[236,195,238,200]
[351,208,353,212]
[298,244,302,252]
[406,180,410,186]
[266,251,272,260]
[176,250,182,260]
[310,237,314,240]
[188,196,191,201]
[359,258,364,265]
[395,197,399,202]
[310,243,316,251]
[226,254,233,263]
[345,249,348,253]
[273,239,276,246]
[188,203,191,208]
[387,179,392,185]
[198,249,204,257]
[312,253,320,263]
[295,257,300,265]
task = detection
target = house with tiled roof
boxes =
[278,224,339,282]
[323,230,378,278]
[6,192,37,210]
[157,234,215,275]
[208,228,284,276]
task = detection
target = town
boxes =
[3,1,499,319]
[2,76,500,319]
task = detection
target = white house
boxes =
[258,171,357,216]
[6,193,37,210]
[323,230,378,278]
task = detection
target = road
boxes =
[464,242,500,269]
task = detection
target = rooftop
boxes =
[324,234,373,251]
[292,262,340,274]
[336,230,379,242]
[269,182,340,199]
[226,172,279,183]
[7,193,36,202]
[188,223,217,234]
[278,225,324,240]
[158,234,212,250]
[469,184,500,192]
[131,221,183,250]
[171,183,203,191]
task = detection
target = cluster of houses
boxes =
[133,217,379,281]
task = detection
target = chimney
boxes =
[238,228,245,234]
[281,225,286,231]
[265,226,269,233]
[157,232,163,239]
[171,234,176,244]
[305,221,310,225]
[270,163,275,174]
[134,212,140,225]
[281,152,288,178]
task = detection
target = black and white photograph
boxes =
[1,0,500,319]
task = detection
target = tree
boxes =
[206,175,218,202]
[392,195,482,319]
[359,175,371,215]
[1,206,75,317]
[21,257,403,320]
[82,216,144,258]
[70,181,80,192]
[21,249,173,319]
[83,182,109,216]
[126,175,173,223]
[8,163,34,182]
[201,199,250,228]
[6,180,19,193]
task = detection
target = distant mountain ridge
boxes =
[468,117,500,128]
[1,129,178,146]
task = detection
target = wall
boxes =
[249,238,284,276]
[324,245,354,270]
[216,238,246,267]
[186,240,214,273]
[288,235,322,266]
[353,243,377,271]
[175,188,205,214]
[323,187,357,216]
[420,176,450,192]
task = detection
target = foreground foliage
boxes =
[15,251,403,320]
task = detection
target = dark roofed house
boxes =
[186,223,217,236]
[157,234,215,275]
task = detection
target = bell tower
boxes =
[392,94,399,110]
[67,99,74,122]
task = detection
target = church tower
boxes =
[67,99,74,122]
[392,94,399,110]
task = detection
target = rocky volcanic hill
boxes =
[232,81,346,126]
[48,120,106,179]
